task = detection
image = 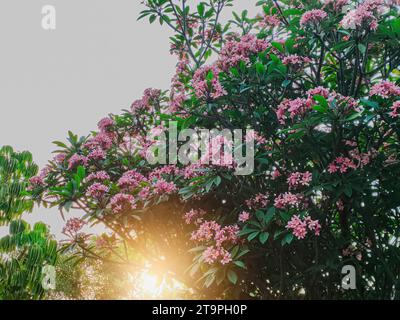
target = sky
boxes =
[0,0,259,239]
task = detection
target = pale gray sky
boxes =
[0,0,259,238]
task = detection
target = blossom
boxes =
[218,34,270,71]
[245,193,269,209]
[203,246,232,265]
[274,192,302,209]
[370,80,400,98]
[192,64,226,99]
[97,117,115,133]
[259,14,281,28]
[282,54,312,66]
[68,154,88,170]
[28,176,45,190]
[390,101,400,118]
[53,153,66,164]
[110,193,136,213]
[86,183,109,200]
[276,98,308,124]
[152,179,177,195]
[340,0,385,31]
[87,148,106,161]
[300,9,328,27]
[286,215,321,239]
[86,171,110,182]
[287,171,312,188]
[118,170,147,191]
[84,133,113,151]
[238,211,250,223]
[62,218,86,236]
[131,88,161,113]
[184,209,206,225]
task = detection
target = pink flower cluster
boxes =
[286,215,321,239]
[300,9,328,27]
[370,80,400,98]
[62,218,86,236]
[328,150,373,174]
[152,179,177,195]
[258,14,281,28]
[184,209,207,225]
[245,131,267,145]
[86,171,110,183]
[390,101,400,118]
[192,65,227,99]
[218,34,270,71]
[274,192,302,209]
[282,54,312,66]
[68,154,88,170]
[86,183,109,200]
[238,211,250,223]
[110,193,136,213]
[323,0,349,12]
[340,0,385,31]
[118,170,147,191]
[245,193,269,210]
[84,133,113,151]
[131,88,161,113]
[87,148,106,161]
[287,171,312,188]
[97,117,115,133]
[28,175,45,190]
[203,246,232,265]
[191,221,239,265]
[53,153,66,164]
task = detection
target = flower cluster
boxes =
[274,192,303,209]
[68,154,88,170]
[245,193,269,210]
[286,215,321,239]
[340,0,386,31]
[328,150,373,174]
[62,218,86,236]
[287,171,312,189]
[369,80,400,98]
[110,193,136,213]
[184,209,207,225]
[131,88,161,113]
[192,65,226,99]
[118,170,147,191]
[300,9,328,27]
[86,183,109,200]
[218,34,270,71]
[86,171,110,183]
[191,220,239,265]
[282,54,312,66]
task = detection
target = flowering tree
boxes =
[31,0,400,299]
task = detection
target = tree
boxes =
[32,0,400,299]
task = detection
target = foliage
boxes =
[32,0,400,299]
[0,145,38,224]
[0,220,58,300]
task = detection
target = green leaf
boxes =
[227,270,238,285]
[259,232,270,244]
[248,231,260,241]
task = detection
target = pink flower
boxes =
[287,171,312,188]
[86,183,109,200]
[370,80,400,98]
[84,133,113,151]
[238,211,250,223]
[53,153,66,164]
[286,215,321,239]
[28,176,45,190]
[118,170,147,191]
[203,246,232,265]
[282,54,312,66]
[131,88,161,113]
[87,148,106,161]
[184,209,206,225]
[286,215,308,239]
[245,193,269,209]
[68,154,88,170]
[63,218,86,236]
[274,192,301,209]
[218,34,270,71]
[97,117,115,133]
[300,9,328,27]
[340,0,385,31]
[192,64,227,99]
[110,193,136,213]
[86,171,110,183]
[152,179,177,195]
[390,101,400,118]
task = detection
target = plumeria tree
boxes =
[31,0,400,299]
